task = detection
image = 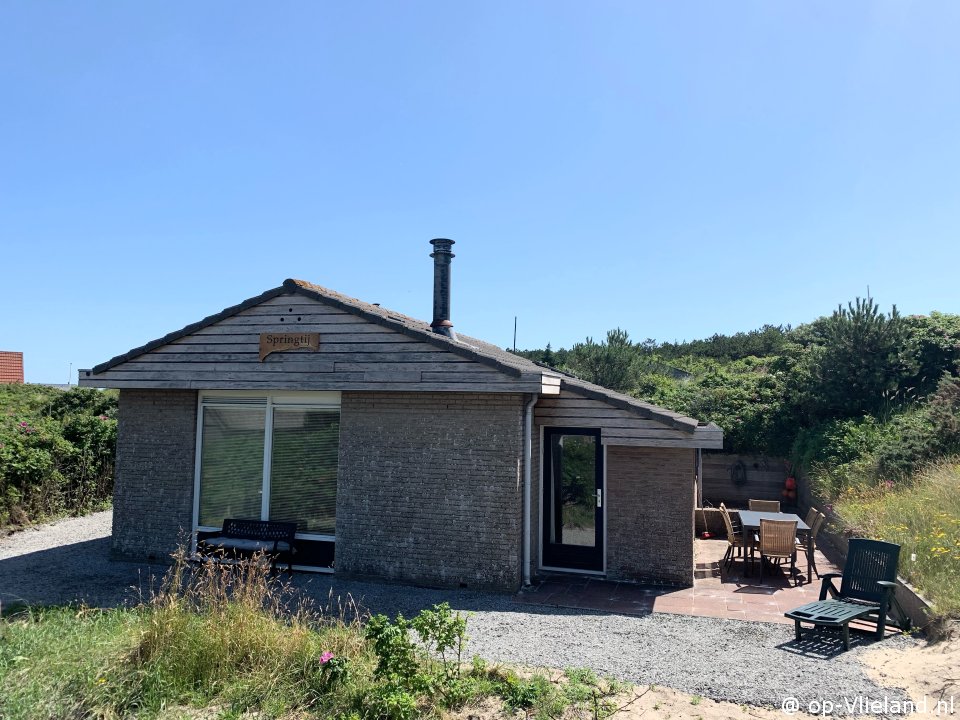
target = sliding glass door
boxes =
[195,393,340,567]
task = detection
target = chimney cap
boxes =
[429,238,455,255]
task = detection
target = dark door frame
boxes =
[540,426,604,572]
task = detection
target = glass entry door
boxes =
[542,428,604,571]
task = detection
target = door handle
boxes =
[596,489,602,508]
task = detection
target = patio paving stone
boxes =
[518,536,842,626]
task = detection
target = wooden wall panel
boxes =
[81,292,544,392]
[700,452,790,510]
[533,390,714,448]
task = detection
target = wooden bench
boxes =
[197,518,297,574]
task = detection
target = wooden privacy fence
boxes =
[700,452,793,511]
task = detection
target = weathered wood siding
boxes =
[81,293,545,392]
[534,390,720,448]
[700,452,791,510]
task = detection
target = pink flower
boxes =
[19,421,27,427]
[319,651,334,664]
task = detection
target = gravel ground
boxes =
[1,511,919,716]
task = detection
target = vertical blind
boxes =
[197,398,340,535]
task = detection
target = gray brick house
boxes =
[80,240,722,589]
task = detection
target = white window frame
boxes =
[192,390,341,543]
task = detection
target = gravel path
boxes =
[1,511,918,716]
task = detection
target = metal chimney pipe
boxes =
[429,238,456,340]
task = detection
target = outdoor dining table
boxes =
[737,510,812,582]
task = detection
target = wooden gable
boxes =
[536,389,723,449]
[80,291,552,393]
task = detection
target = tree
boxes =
[566,328,639,393]
[798,297,917,422]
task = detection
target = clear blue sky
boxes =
[2,2,959,383]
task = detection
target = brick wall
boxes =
[113,390,197,561]
[605,446,696,585]
[336,392,525,590]
[0,351,24,384]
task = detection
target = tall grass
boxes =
[1,549,376,719]
[833,460,960,618]
[123,547,373,715]
[0,548,627,719]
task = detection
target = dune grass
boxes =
[832,460,960,619]
[0,549,626,719]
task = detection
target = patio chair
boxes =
[719,503,747,571]
[795,510,826,579]
[784,538,911,650]
[756,518,797,584]
[748,499,781,512]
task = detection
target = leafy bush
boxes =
[798,375,960,498]
[634,354,796,454]
[793,416,895,497]
[0,385,116,527]
[873,375,960,480]
[903,312,960,396]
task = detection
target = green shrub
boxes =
[874,375,960,479]
[500,671,554,711]
[903,312,960,396]
[0,385,116,527]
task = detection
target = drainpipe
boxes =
[696,448,703,508]
[523,393,538,586]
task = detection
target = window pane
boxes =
[269,407,339,535]
[198,406,265,527]
[550,433,596,547]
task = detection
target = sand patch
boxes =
[862,637,960,716]
[446,681,786,720]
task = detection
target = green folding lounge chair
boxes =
[784,538,911,650]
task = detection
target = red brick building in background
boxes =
[0,351,24,383]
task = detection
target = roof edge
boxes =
[90,286,290,374]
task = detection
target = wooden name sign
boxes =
[259,333,320,361]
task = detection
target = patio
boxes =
[517,537,842,624]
